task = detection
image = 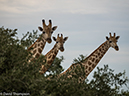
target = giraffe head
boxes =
[38,19,57,43]
[53,34,68,52]
[106,33,120,51]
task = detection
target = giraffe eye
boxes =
[43,31,45,34]
[109,41,112,43]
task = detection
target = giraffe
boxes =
[39,34,68,74]
[27,19,57,62]
[59,33,120,82]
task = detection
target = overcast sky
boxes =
[0,0,129,82]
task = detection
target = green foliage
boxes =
[20,30,39,48]
[43,64,129,96]
[0,27,64,95]
[73,54,87,64]
[0,27,129,96]
[88,65,129,95]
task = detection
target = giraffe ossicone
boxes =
[59,33,120,82]
[39,34,68,74]
[27,19,57,62]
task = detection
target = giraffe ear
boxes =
[116,36,120,40]
[64,37,68,42]
[52,26,57,31]
[106,36,109,41]
[53,37,57,41]
[38,27,43,31]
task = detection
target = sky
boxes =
[0,0,129,83]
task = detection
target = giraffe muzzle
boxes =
[46,38,52,43]
[59,47,64,52]
[115,46,119,51]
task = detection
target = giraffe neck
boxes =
[28,35,46,62]
[83,40,110,77]
[39,44,59,74]
[45,44,59,63]
[59,40,110,82]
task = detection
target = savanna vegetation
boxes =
[0,27,129,96]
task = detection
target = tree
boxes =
[0,27,64,95]
[43,55,129,96]
[87,65,129,96]
[0,27,129,96]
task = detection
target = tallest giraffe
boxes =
[27,19,57,62]
[59,33,120,82]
